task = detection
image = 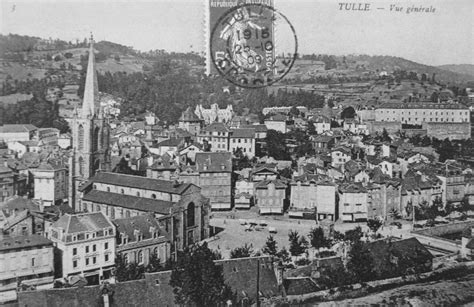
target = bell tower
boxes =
[69,34,111,210]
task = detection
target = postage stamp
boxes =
[207,1,297,88]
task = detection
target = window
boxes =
[152,194,156,199]
[121,189,125,194]
[86,258,89,266]
[126,210,131,218]
[31,258,35,267]
[93,244,96,252]
[92,256,96,264]
[105,254,109,262]
[187,202,195,227]
[105,242,109,250]
[73,260,77,268]
[124,254,129,264]
[138,251,144,264]
[344,203,349,206]
[107,187,110,192]
[78,125,84,150]
[73,248,77,256]
[86,246,89,253]
[356,203,362,206]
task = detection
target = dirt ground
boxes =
[207,211,412,258]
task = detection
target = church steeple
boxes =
[82,33,99,118]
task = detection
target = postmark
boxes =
[209,3,298,88]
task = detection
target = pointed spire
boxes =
[81,33,99,118]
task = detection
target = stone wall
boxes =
[366,121,401,134]
[423,122,471,140]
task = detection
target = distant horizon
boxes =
[1,0,472,66]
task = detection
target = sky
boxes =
[1,0,473,66]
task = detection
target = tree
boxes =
[114,254,129,282]
[347,241,375,282]
[170,242,235,306]
[344,226,363,243]
[262,235,278,256]
[340,106,356,119]
[308,227,330,249]
[230,243,254,259]
[288,230,305,256]
[277,247,291,263]
[289,106,300,117]
[367,218,383,234]
[114,54,121,62]
[146,251,162,273]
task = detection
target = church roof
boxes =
[89,172,194,195]
[81,37,100,118]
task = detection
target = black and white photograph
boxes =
[0,0,473,305]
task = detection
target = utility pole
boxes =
[256,258,260,307]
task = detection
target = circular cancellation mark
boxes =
[210,3,298,89]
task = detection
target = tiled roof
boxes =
[156,138,183,147]
[0,124,37,133]
[230,128,255,139]
[82,190,174,215]
[216,256,280,302]
[113,214,170,249]
[1,196,40,213]
[339,182,367,193]
[378,102,468,110]
[265,114,287,121]
[195,152,232,173]
[255,179,287,189]
[53,212,114,234]
[367,238,433,275]
[0,234,53,252]
[201,122,229,133]
[90,172,193,195]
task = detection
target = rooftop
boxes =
[0,234,53,252]
[82,189,175,215]
[195,152,232,173]
[378,102,469,110]
[0,124,37,133]
[52,212,114,234]
[89,172,194,195]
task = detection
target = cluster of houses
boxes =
[1,37,474,306]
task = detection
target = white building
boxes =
[49,212,116,284]
[0,124,37,143]
[289,178,337,221]
[338,183,368,222]
[195,103,233,124]
[32,162,68,206]
[375,102,470,124]
[229,128,256,158]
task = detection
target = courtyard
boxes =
[206,210,413,258]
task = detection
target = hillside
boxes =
[345,55,474,85]
[438,64,474,78]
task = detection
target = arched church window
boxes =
[93,127,100,152]
[78,125,84,150]
[78,157,84,177]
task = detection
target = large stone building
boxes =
[375,102,471,139]
[69,36,111,211]
[49,212,115,284]
[197,122,230,152]
[338,183,368,222]
[194,103,234,124]
[0,166,14,202]
[255,179,288,214]
[289,176,337,221]
[78,172,210,251]
[113,214,171,266]
[229,128,256,158]
[0,234,54,294]
[193,152,232,210]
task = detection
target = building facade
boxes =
[32,162,68,206]
[49,212,115,284]
[0,235,54,293]
[78,172,210,251]
[113,214,171,266]
[69,36,111,211]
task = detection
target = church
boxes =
[68,37,210,253]
[68,35,111,211]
